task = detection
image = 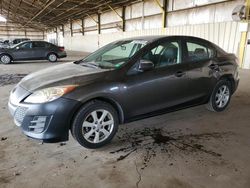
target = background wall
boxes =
[0,22,44,41]
[46,0,248,67]
[63,21,241,55]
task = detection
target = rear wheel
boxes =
[206,80,232,112]
[48,53,57,62]
[71,100,119,149]
[0,54,11,64]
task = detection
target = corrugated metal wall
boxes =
[64,21,241,56]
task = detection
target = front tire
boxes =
[0,54,11,64]
[47,53,57,62]
[71,100,119,149]
[206,79,232,112]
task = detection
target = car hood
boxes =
[18,62,111,92]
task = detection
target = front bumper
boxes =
[8,96,81,142]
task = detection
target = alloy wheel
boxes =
[1,55,11,64]
[48,54,57,62]
[82,109,114,143]
[215,85,230,108]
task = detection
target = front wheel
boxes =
[71,100,119,149]
[47,53,57,62]
[206,80,232,112]
[0,54,11,64]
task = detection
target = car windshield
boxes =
[10,43,22,49]
[77,40,148,69]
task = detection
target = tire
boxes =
[0,54,11,64]
[47,53,57,62]
[206,79,232,112]
[71,100,119,149]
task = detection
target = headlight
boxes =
[24,85,77,104]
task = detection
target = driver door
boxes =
[122,40,190,118]
[11,42,33,60]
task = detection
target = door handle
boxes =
[208,63,219,70]
[175,71,185,77]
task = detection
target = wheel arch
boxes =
[47,51,58,58]
[69,96,125,131]
[0,53,13,60]
[219,74,235,92]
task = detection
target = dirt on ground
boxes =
[0,51,250,188]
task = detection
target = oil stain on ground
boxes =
[0,74,27,86]
[110,127,231,169]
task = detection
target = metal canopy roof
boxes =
[0,0,140,30]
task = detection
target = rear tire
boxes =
[71,100,119,149]
[47,53,57,62]
[206,79,232,112]
[0,54,11,64]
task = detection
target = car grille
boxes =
[14,106,28,126]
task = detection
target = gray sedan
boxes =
[0,41,66,64]
[8,36,239,148]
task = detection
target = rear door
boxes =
[183,39,218,102]
[32,41,48,59]
[122,39,191,118]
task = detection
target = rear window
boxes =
[187,42,213,61]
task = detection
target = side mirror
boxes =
[138,59,154,72]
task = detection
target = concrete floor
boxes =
[0,51,250,188]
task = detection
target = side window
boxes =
[19,42,32,49]
[186,42,213,61]
[45,43,51,48]
[142,41,181,68]
[33,42,45,48]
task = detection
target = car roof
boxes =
[120,35,211,43]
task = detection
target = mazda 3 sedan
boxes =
[8,36,239,148]
[0,41,66,64]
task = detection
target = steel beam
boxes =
[108,4,123,20]
[23,0,56,27]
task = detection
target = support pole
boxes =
[62,24,64,37]
[70,20,73,37]
[81,18,84,35]
[246,0,250,21]
[122,6,126,32]
[154,0,167,28]
[239,31,247,67]
[239,0,250,67]
[97,13,101,34]
[55,27,58,45]
[163,0,167,28]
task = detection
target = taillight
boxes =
[59,47,65,51]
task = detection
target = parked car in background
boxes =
[12,38,30,45]
[0,41,10,49]
[3,40,9,44]
[8,36,239,148]
[0,41,66,64]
